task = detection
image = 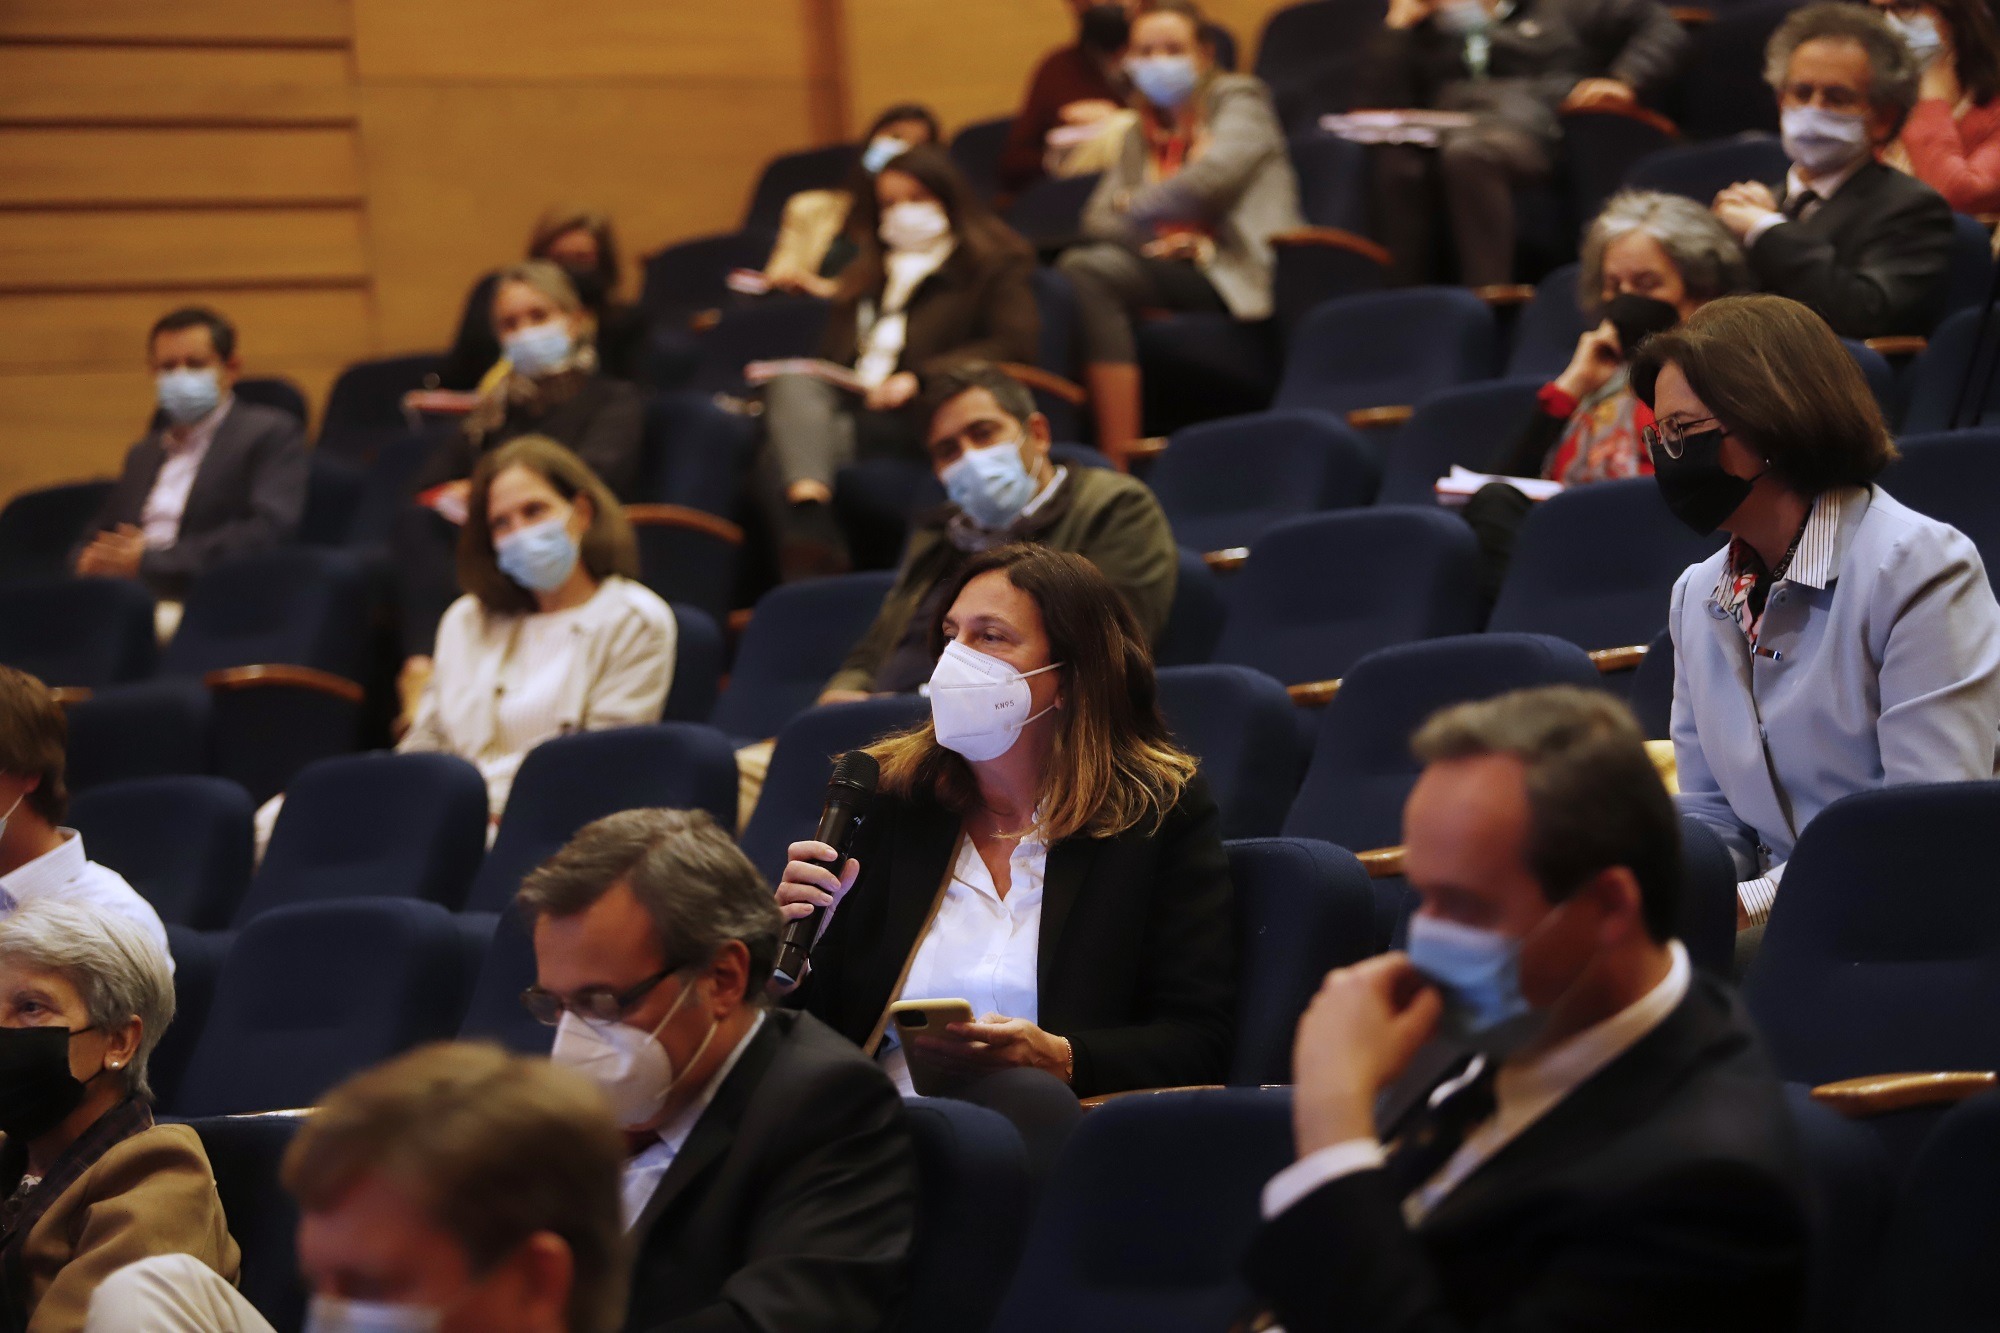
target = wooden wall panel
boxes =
[0,0,350,45]
[0,48,354,125]
[0,210,368,291]
[0,129,360,206]
[0,290,373,373]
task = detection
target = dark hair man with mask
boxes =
[1711,2,1953,339]
[815,361,1176,704]
[1245,686,1809,1332]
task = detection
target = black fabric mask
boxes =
[1604,293,1681,363]
[1651,427,1756,536]
[0,1025,91,1142]
[558,263,609,311]
[1079,3,1131,55]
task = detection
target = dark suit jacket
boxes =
[80,398,308,597]
[625,1009,917,1333]
[1244,975,1810,1332]
[786,779,1236,1098]
[817,244,1040,379]
[1753,161,1954,339]
[413,372,646,500]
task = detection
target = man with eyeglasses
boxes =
[1711,2,1953,339]
[518,807,918,1333]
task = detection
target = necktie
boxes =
[1784,188,1819,221]
[1383,1056,1498,1196]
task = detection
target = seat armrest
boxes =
[1590,644,1650,673]
[1670,6,1714,23]
[1348,406,1414,430]
[1863,335,1927,357]
[1357,846,1406,878]
[1472,284,1537,307]
[1268,227,1394,268]
[1287,679,1342,706]
[1079,1083,1230,1109]
[1810,1071,1997,1117]
[48,687,93,707]
[1560,103,1682,138]
[203,665,363,703]
[1204,547,1249,572]
[1127,436,1171,462]
[624,504,746,545]
[996,362,1088,406]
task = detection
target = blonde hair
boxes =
[490,259,597,348]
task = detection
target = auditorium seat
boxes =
[185,1115,308,1332]
[1003,173,1100,251]
[1628,627,1675,740]
[1259,4,1390,132]
[1561,108,1678,236]
[152,925,223,1111]
[738,696,928,883]
[0,480,115,584]
[1880,430,2000,574]
[1157,666,1308,841]
[460,724,740,915]
[662,603,724,724]
[233,752,489,923]
[300,451,369,547]
[458,907,549,1056]
[1662,5,1790,141]
[1943,211,1996,321]
[1148,410,1380,557]
[1155,547,1228,668]
[1136,313,1280,438]
[1271,288,1498,436]
[1503,264,1586,380]
[1677,815,1741,979]
[903,1097,1035,1333]
[710,572,897,743]
[742,143,856,233]
[69,776,254,931]
[1783,1084,1896,1333]
[1373,378,1547,506]
[949,115,1015,203]
[1898,306,2000,433]
[636,389,756,518]
[1623,132,1789,205]
[317,353,446,463]
[630,508,742,626]
[1869,1088,2000,1330]
[685,295,831,397]
[1842,337,1900,428]
[63,679,210,793]
[1287,130,1371,232]
[1213,508,1483,696]
[232,375,309,425]
[171,898,467,1117]
[989,1088,1295,1332]
[0,577,158,690]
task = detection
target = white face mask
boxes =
[879,201,951,252]
[548,973,718,1129]
[927,640,1062,763]
[302,1295,441,1333]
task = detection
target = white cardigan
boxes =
[399,576,677,817]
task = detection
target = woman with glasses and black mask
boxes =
[1633,294,2000,965]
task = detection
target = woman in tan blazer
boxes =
[0,901,237,1332]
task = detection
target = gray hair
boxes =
[1765,3,1922,137]
[0,901,175,1100]
[516,808,784,997]
[1579,191,1753,317]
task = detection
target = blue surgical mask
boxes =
[503,320,574,379]
[155,368,222,426]
[1886,11,1945,67]
[1126,54,1201,110]
[1434,0,1493,35]
[1781,104,1872,178]
[1406,912,1547,1048]
[941,438,1040,529]
[493,516,581,593]
[861,134,909,175]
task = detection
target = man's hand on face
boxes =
[1292,953,1445,1155]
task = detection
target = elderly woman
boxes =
[1464,191,1751,596]
[1057,0,1302,463]
[1633,294,2000,952]
[0,900,235,1331]
[776,544,1234,1171]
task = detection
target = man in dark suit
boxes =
[74,306,307,600]
[518,807,917,1333]
[1713,3,1953,340]
[1244,686,1808,1332]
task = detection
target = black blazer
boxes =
[625,1009,917,1333]
[1753,160,1954,340]
[786,778,1236,1098]
[1244,975,1810,1332]
[413,373,646,500]
[79,399,308,597]
[817,245,1040,380]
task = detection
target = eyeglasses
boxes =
[520,966,676,1027]
[1641,416,1722,460]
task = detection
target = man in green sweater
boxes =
[819,361,1178,702]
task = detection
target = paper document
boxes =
[743,358,868,393]
[1319,110,1478,146]
[1433,465,1565,507]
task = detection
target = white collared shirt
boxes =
[853,240,956,389]
[879,827,1048,1097]
[140,397,233,550]
[1744,158,1870,248]
[620,1009,768,1231]
[1262,941,1692,1221]
[0,830,173,972]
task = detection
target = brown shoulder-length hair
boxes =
[836,144,1033,305]
[1630,293,1897,493]
[528,204,622,297]
[867,545,1197,842]
[458,436,639,615]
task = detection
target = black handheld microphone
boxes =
[773,750,879,987]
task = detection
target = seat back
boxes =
[1258,2,1389,130]
[739,696,931,882]
[662,603,724,723]
[1375,377,1546,505]
[0,577,158,689]
[1871,1089,2000,1330]
[1899,305,2000,433]
[234,375,308,425]
[172,899,468,1116]
[63,679,211,792]
[318,353,445,462]
[69,777,254,930]
[636,389,757,515]
[1489,477,1724,653]
[638,230,777,324]
[1287,130,1371,230]
[458,906,552,1056]
[711,571,897,740]
[462,724,740,914]
[0,480,115,583]
[1283,633,1601,850]
[949,116,1015,203]
[238,753,490,923]
[1215,508,1483,687]
[1628,626,1675,740]
[1003,174,1100,249]
[744,143,856,232]
[185,1115,308,1332]
[1152,410,1380,555]
[902,1097,1035,1333]
[1944,210,1995,321]
[1664,6,1795,141]
[1157,666,1307,841]
[990,1089,1295,1333]
[300,450,368,547]
[1155,547,1228,668]
[1842,338,1899,428]
[1624,131,1789,202]
[1882,431,2000,576]
[632,518,740,626]
[1677,815,1741,979]
[1273,288,1497,417]
[1226,838,1377,1084]
[1504,264,1586,379]
[1784,1084,1896,1333]
[687,296,833,396]
[161,548,369,680]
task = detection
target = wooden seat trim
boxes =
[203,664,364,704]
[624,504,746,546]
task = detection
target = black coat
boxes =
[1752,161,1955,340]
[1244,975,1810,1332]
[79,399,308,597]
[413,373,646,500]
[786,779,1236,1098]
[625,1009,917,1333]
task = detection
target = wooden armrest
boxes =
[688,308,723,332]
[1348,406,1413,430]
[1287,678,1342,706]
[1204,547,1249,572]
[1560,103,1681,138]
[623,504,745,545]
[1670,5,1713,23]
[1590,644,1650,673]
[1810,1071,1997,1117]
[1863,335,1927,357]
[1977,214,2000,229]
[727,608,755,636]
[1473,284,1537,307]
[1268,227,1394,268]
[401,389,479,417]
[1080,1083,1228,1109]
[1357,846,1407,878]
[996,362,1087,406]
[203,664,364,704]
[47,687,93,707]
[1127,436,1170,462]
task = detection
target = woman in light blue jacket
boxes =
[1632,294,2000,936]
